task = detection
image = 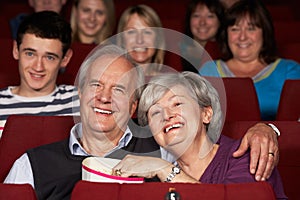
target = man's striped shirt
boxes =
[0,85,80,137]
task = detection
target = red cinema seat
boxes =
[0,17,11,39]
[57,42,97,85]
[71,181,276,200]
[205,77,261,122]
[0,2,32,22]
[0,115,77,182]
[266,5,295,21]
[274,21,300,46]
[276,79,300,121]
[222,120,300,200]
[0,38,19,88]
[204,41,222,60]
[275,121,300,200]
[0,183,37,200]
[278,42,300,64]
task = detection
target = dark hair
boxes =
[184,0,225,43]
[16,11,72,57]
[220,0,277,63]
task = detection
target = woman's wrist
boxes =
[157,163,175,182]
[165,166,181,182]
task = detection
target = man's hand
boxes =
[233,123,279,181]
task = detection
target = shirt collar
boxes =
[69,123,133,156]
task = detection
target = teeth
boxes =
[198,29,207,33]
[31,74,43,78]
[238,43,249,48]
[94,108,112,114]
[165,123,183,133]
[134,47,146,52]
[86,24,96,29]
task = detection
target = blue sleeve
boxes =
[199,60,221,77]
[285,59,300,79]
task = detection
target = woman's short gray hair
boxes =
[77,44,145,101]
[138,71,223,143]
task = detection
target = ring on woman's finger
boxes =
[115,169,122,176]
[268,152,275,157]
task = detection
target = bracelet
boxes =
[267,123,280,137]
[165,166,181,182]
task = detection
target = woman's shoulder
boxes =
[277,58,300,67]
[218,135,240,149]
[199,59,222,77]
[274,58,300,78]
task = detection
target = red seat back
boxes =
[57,42,97,85]
[278,42,300,63]
[274,21,300,45]
[222,120,300,200]
[0,115,76,182]
[71,181,276,200]
[276,80,300,121]
[0,38,19,88]
[205,77,261,122]
[0,183,37,200]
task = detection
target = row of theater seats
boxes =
[0,115,299,199]
[227,78,300,121]
[0,181,276,200]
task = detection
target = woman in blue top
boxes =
[199,0,300,120]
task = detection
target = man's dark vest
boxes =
[27,121,160,200]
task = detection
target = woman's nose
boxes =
[136,31,144,44]
[163,107,175,121]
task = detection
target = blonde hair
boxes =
[117,5,165,74]
[70,0,115,44]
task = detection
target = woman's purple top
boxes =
[200,135,287,199]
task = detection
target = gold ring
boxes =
[268,152,274,157]
[115,169,122,176]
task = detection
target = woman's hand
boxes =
[112,154,172,180]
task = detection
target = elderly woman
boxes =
[199,0,300,120]
[113,72,287,199]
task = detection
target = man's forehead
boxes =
[92,55,132,69]
[88,56,137,82]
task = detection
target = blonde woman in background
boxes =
[70,0,115,44]
[117,5,165,76]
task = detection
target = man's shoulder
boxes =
[27,139,69,155]
[0,87,11,95]
[56,85,78,92]
[128,119,152,138]
[52,85,79,100]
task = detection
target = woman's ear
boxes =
[202,106,213,124]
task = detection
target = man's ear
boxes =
[202,106,213,124]
[12,40,19,60]
[130,100,138,117]
[60,49,73,69]
[78,87,82,99]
